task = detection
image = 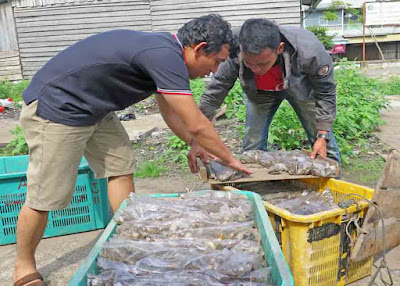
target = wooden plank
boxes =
[0,69,23,77]
[201,149,338,184]
[19,56,52,62]
[151,13,300,26]
[0,65,22,71]
[151,1,298,12]
[351,150,400,261]
[22,70,37,76]
[0,2,19,51]
[19,34,87,44]
[0,60,21,67]
[0,51,20,58]
[14,2,149,16]
[17,25,149,38]
[15,7,150,23]
[150,0,297,6]
[206,165,321,185]
[378,149,400,189]
[20,62,46,69]
[16,21,151,33]
[13,0,149,8]
[19,46,65,53]
[0,74,23,81]
[15,15,150,28]
[351,218,400,262]
[152,18,300,31]
[151,8,300,18]
[19,41,79,49]
[20,51,59,57]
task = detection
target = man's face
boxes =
[187,43,230,79]
[240,43,284,75]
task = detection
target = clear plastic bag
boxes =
[218,250,262,277]
[176,221,257,240]
[272,189,340,215]
[312,159,337,177]
[87,269,116,286]
[91,192,272,285]
[242,267,272,283]
[205,160,248,182]
[240,150,265,164]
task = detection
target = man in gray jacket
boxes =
[196,18,340,163]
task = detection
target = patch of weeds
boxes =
[0,80,30,102]
[134,159,168,178]
[342,155,385,187]
[0,125,28,156]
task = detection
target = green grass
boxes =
[134,159,168,178]
[342,155,385,187]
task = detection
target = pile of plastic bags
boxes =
[240,150,338,177]
[87,191,275,286]
[235,181,340,216]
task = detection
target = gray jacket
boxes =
[199,25,337,131]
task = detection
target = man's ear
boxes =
[193,42,207,57]
[277,42,285,55]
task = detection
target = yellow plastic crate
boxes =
[213,178,374,286]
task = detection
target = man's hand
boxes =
[225,158,253,175]
[187,140,216,173]
[311,131,328,159]
[187,141,252,175]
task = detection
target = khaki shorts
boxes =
[20,101,136,211]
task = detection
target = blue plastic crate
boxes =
[69,191,294,286]
[0,155,110,245]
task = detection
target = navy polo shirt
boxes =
[23,30,192,126]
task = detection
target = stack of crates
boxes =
[0,155,111,245]
[213,178,375,286]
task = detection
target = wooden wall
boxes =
[0,51,23,81]
[4,0,301,79]
[0,2,22,80]
[13,0,152,77]
[150,0,301,32]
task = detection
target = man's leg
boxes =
[14,206,48,284]
[286,95,341,163]
[85,112,137,213]
[15,101,93,284]
[108,175,135,213]
[243,94,283,151]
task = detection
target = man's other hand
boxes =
[311,138,327,159]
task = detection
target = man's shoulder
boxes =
[280,26,328,65]
[280,26,321,48]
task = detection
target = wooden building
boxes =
[0,0,315,80]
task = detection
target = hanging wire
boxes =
[339,193,393,286]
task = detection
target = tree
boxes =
[306,26,334,50]
[322,0,360,21]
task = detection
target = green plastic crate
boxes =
[68,190,294,286]
[0,155,110,245]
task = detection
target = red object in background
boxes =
[331,44,346,54]
[0,106,4,113]
[7,97,13,102]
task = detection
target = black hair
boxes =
[177,14,234,55]
[239,19,281,54]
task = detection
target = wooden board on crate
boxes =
[198,150,340,185]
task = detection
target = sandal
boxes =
[14,272,47,286]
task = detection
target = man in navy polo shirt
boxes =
[14,14,251,286]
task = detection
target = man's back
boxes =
[24,30,185,126]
